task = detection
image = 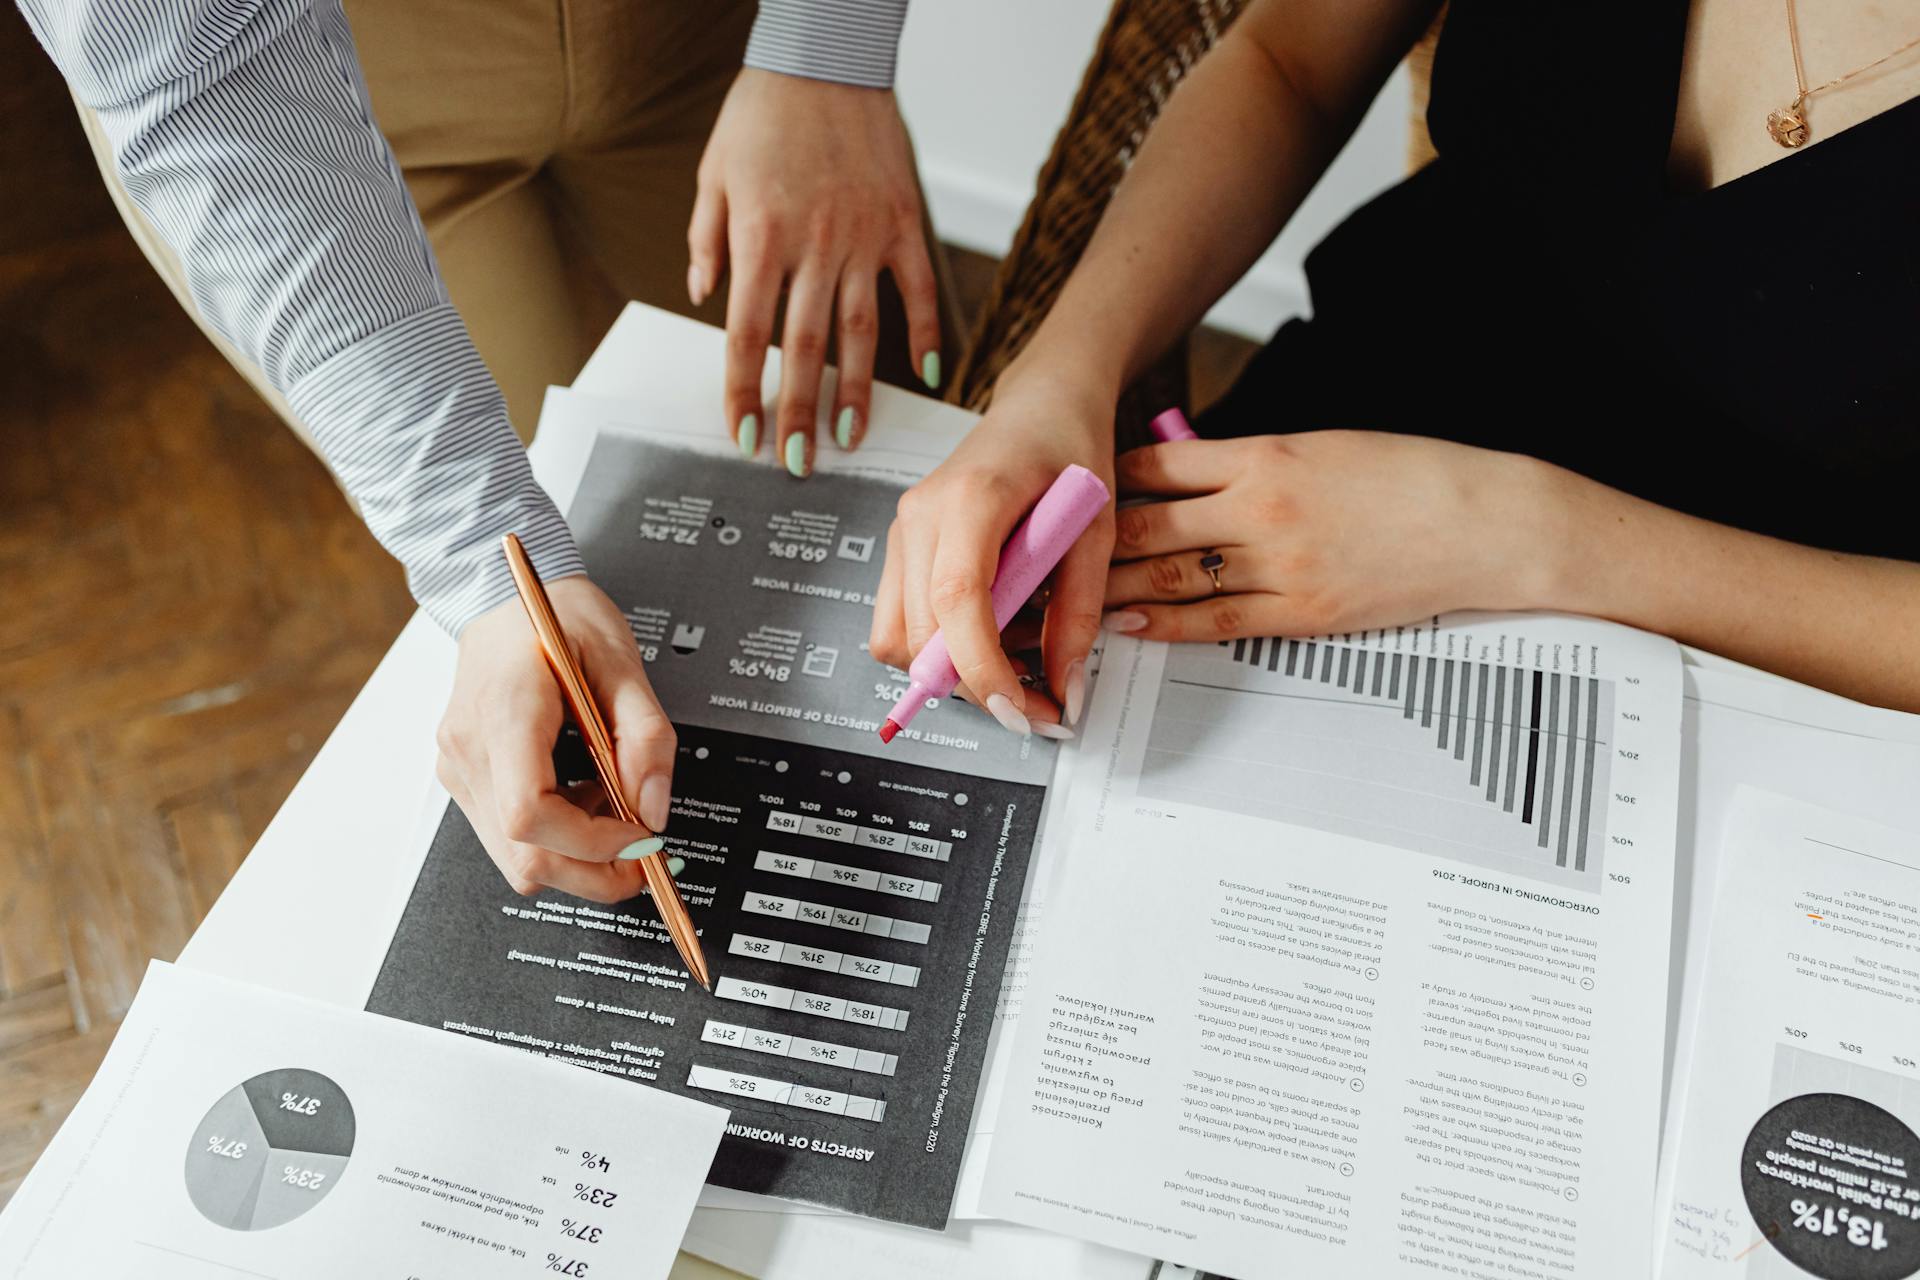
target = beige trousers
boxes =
[78,0,953,452]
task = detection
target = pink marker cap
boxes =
[1149,408,1198,442]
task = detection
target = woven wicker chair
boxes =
[945,0,1251,444]
[947,0,1444,444]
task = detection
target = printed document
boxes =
[981,616,1684,1277]
[1662,789,1920,1279]
[370,408,1066,1228]
[0,962,723,1279]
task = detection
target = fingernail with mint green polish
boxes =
[666,855,685,877]
[835,406,857,451]
[617,836,666,861]
[921,351,941,391]
[784,432,810,478]
[738,414,759,458]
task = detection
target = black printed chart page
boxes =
[980,616,1685,1278]
[0,962,722,1279]
[1662,789,1920,1280]
[368,428,1062,1229]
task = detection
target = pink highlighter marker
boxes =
[1149,407,1199,442]
[879,464,1112,743]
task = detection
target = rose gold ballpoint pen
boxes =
[501,533,713,992]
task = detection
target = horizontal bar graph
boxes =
[1139,637,1614,888]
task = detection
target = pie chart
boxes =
[184,1068,356,1231]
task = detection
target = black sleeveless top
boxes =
[1201,1,1920,561]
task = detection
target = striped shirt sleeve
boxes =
[746,0,910,90]
[16,0,585,636]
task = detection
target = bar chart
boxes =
[1138,636,1614,889]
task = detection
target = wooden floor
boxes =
[0,220,419,1202]
[0,16,1253,1210]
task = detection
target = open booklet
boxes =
[978,618,1686,1276]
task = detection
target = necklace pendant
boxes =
[1767,99,1810,147]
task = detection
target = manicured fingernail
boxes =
[687,264,708,305]
[640,773,672,832]
[784,432,810,477]
[835,406,857,451]
[666,855,685,877]
[985,693,1030,737]
[1063,658,1088,727]
[1103,611,1148,633]
[1032,721,1075,741]
[921,351,941,391]
[738,413,759,457]
[617,836,666,861]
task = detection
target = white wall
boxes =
[896,0,1412,341]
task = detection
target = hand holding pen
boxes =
[432,554,685,906]
[498,535,710,988]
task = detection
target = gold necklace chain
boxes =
[1769,0,1920,147]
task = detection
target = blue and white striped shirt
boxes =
[18,0,907,635]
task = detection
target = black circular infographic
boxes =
[1741,1092,1920,1280]
[185,1068,356,1231]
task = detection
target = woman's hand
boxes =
[1104,430,1558,640]
[435,577,678,902]
[869,373,1119,737]
[688,69,941,476]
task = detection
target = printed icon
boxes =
[718,525,742,546]
[672,624,706,655]
[837,534,875,563]
[802,646,839,678]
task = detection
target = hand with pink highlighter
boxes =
[868,370,1119,739]
[878,464,1110,745]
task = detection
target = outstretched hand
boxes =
[689,68,941,476]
